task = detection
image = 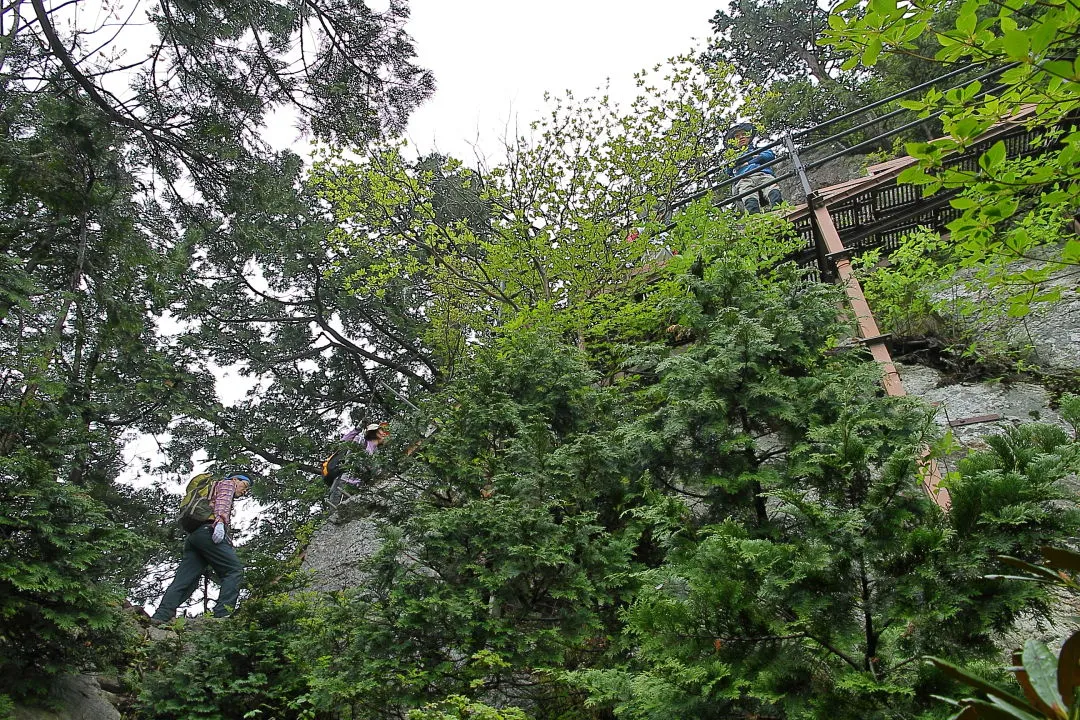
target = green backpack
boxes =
[178,472,217,532]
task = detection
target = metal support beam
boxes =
[807,192,951,510]
[784,129,814,198]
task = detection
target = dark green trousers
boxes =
[152,524,244,620]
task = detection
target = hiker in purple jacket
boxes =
[326,423,390,504]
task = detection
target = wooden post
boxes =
[808,193,950,509]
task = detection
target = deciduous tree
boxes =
[823,0,1080,318]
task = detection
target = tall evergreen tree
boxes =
[0,92,177,699]
[0,0,435,699]
[3,0,433,192]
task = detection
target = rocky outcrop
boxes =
[1021,293,1080,372]
[923,241,1080,373]
[300,511,385,593]
[897,362,1071,444]
[780,151,874,207]
[13,675,123,720]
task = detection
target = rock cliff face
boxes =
[907,256,1080,445]
[779,151,874,207]
[1021,292,1080,372]
[300,474,425,593]
[899,363,1073,442]
[301,512,385,593]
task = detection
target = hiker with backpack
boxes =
[150,470,256,624]
[323,423,390,505]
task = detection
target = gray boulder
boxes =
[13,675,121,720]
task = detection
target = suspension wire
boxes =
[805,109,949,170]
[674,60,1019,201]
[802,70,1018,171]
[668,65,1023,216]
[792,61,1013,144]
[797,102,922,156]
[796,61,1019,154]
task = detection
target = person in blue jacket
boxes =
[724,123,783,214]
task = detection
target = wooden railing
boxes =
[783,106,1051,278]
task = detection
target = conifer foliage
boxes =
[0,450,143,702]
[135,209,1080,719]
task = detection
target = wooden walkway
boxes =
[783,105,1046,276]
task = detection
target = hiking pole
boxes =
[380,381,421,412]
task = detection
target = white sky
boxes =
[402,1,720,162]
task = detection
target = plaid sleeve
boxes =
[211,479,237,526]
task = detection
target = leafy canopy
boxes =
[823,0,1080,317]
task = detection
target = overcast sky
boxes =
[401,1,720,163]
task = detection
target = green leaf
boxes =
[898,166,936,186]
[1030,15,1062,54]
[905,141,937,161]
[1062,238,1080,265]
[1042,61,1075,83]
[927,657,1033,711]
[869,0,896,16]
[984,197,1019,221]
[900,21,927,42]
[862,36,884,66]
[956,9,977,35]
[980,141,1007,172]
[952,117,983,141]
[999,556,1066,582]
[987,696,1049,720]
[1020,640,1067,717]
[1001,29,1029,61]
[1041,190,1071,205]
